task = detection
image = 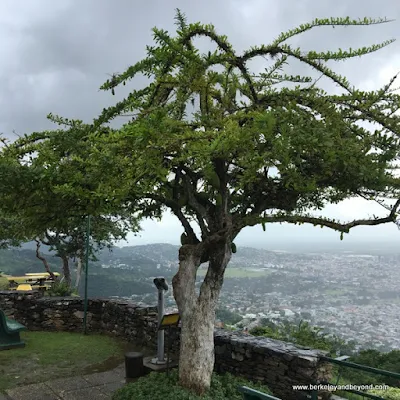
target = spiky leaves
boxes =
[91,12,400,243]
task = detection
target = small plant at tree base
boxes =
[112,370,273,400]
[45,281,74,297]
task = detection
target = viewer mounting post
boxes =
[152,277,168,364]
[83,215,91,335]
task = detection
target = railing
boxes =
[307,355,400,400]
[238,386,282,400]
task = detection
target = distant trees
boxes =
[216,307,242,325]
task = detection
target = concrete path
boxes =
[1,363,130,400]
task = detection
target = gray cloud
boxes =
[1,0,399,247]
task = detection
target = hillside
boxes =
[0,243,291,297]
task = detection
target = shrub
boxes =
[45,281,74,297]
[0,273,9,290]
[343,349,400,388]
[249,320,351,356]
[368,387,400,400]
[216,308,242,325]
[112,370,273,400]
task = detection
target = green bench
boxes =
[238,386,282,400]
[0,309,27,350]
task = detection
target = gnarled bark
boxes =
[35,240,55,280]
[172,238,232,395]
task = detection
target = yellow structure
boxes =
[16,284,33,291]
[5,272,60,291]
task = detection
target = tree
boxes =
[0,120,139,287]
[82,12,400,394]
[0,212,26,249]
[5,12,400,395]
[80,12,400,394]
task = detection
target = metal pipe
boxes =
[157,288,165,362]
[83,215,91,335]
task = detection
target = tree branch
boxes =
[240,198,400,233]
[145,193,200,243]
[181,173,209,221]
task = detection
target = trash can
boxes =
[125,352,145,379]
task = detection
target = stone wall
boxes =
[0,291,332,399]
[0,291,161,349]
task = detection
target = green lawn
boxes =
[197,267,272,278]
[0,331,128,392]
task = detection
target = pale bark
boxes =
[61,255,71,287]
[172,239,232,395]
[74,253,83,290]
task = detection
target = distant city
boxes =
[2,241,400,351]
[98,243,400,352]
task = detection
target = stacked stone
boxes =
[101,299,158,348]
[213,329,333,400]
[0,291,333,399]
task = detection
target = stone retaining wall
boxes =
[0,291,332,399]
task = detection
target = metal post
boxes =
[157,288,165,362]
[83,215,91,335]
[166,325,171,377]
[151,277,168,365]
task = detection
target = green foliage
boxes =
[343,349,400,388]
[251,320,400,399]
[112,370,273,400]
[250,320,353,356]
[367,387,400,400]
[4,12,395,254]
[216,307,242,325]
[84,10,400,249]
[45,281,74,297]
[1,12,399,257]
[0,275,8,290]
[0,120,140,287]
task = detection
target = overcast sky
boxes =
[1,0,399,251]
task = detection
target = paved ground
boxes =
[1,363,131,400]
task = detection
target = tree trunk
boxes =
[61,255,71,288]
[172,239,232,395]
[35,240,55,280]
[74,253,83,290]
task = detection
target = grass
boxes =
[197,267,272,278]
[0,331,128,392]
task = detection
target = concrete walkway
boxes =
[1,363,129,400]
